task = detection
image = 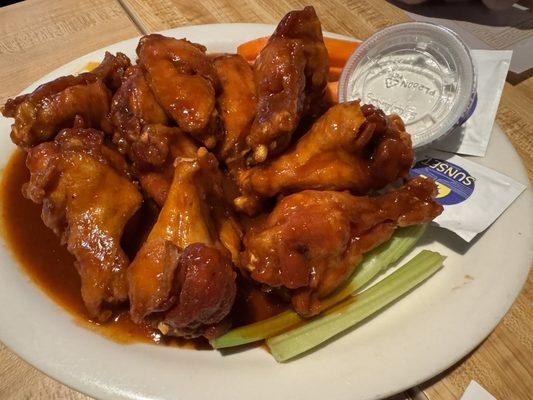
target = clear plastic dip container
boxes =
[339,22,477,148]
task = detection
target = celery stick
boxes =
[210,225,426,349]
[267,250,445,362]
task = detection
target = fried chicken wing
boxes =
[128,155,212,322]
[2,76,111,148]
[236,101,414,214]
[2,52,131,149]
[247,6,329,163]
[241,177,443,316]
[128,150,238,337]
[137,34,220,147]
[23,128,143,321]
[213,54,256,168]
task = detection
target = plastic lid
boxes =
[339,22,477,148]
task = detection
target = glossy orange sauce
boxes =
[0,150,287,348]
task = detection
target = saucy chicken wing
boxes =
[2,52,132,149]
[214,54,256,168]
[2,76,111,148]
[241,177,443,316]
[108,64,199,205]
[128,150,238,338]
[23,128,143,321]
[137,34,220,147]
[236,101,413,214]
[247,6,329,163]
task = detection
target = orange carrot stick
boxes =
[324,37,359,67]
[237,37,269,62]
[327,81,339,103]
[328,67,343,82]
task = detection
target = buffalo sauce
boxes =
[0,150,287,348]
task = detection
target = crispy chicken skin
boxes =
[136,34,220,147]
[247,6,329,163]
[236,101,413,214]
[241,177,443,316]
[213,54,256,168]
[128,150,238,337]
[23,128,143,321]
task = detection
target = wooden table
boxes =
[0,1,531,399]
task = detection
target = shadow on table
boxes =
[1,0,24,7]
[417,338,487,393]
[507,68,533,85]
[387,0,533,29]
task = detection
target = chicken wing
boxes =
[128,149,238,338]
[128,153,217,324]
[241,177,443,316]
[2,76,111,148]
[213,54,256,168]
[247,6,329,163]
[2,52,131,149]
[137,34,220,147]
[235,101,414,214]
[23,128,143,321]
[108,64,199,204]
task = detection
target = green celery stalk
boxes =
[267,250,445,362]
[210,224,427,349]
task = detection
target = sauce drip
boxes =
[0,150,288,348]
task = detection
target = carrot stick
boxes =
[237,37,269,62]
[237,36,359,68]
[328,67,342,82]
[327,81,339,103]
[324,37,359,67]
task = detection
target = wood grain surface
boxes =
[0,0,531,399]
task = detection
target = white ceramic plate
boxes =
[0,24,531,400]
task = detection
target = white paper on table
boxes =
[460,381,497,400]
[432,50,512,157]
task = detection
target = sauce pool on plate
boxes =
[0,150,287,348]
